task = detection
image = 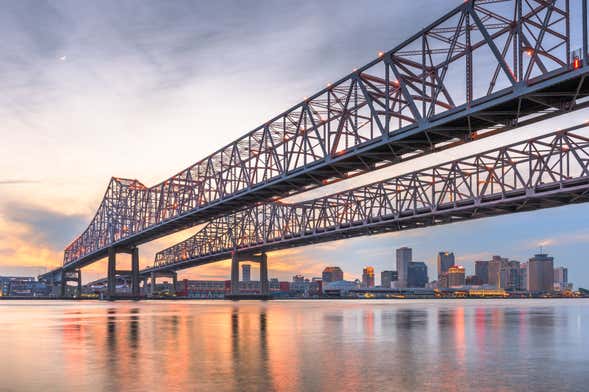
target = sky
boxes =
[1,0,588,287]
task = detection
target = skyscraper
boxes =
[322,266,344,283]
[528,254,554,292]
[447,265,466,287]
[362,267,375,288]
[519,263,528,291]
[437,252,455,279]
[407,262,428,288]
[553,266,568,291]
[475,260,489,284]
[396,247,412,288]
[488,255,507,287]
[241,264,251,282]
[381,270,398,288]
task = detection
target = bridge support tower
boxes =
[228,252,270,300]
[146,271,177,298]
[106,246,141,300]
[59,269,82,298]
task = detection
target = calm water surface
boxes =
[0,299,588,391]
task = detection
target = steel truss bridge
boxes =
[145,124,589,274]
[40,0,589,298]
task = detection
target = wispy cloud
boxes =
[0,179,38,185]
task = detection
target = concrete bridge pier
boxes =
[229,252,270,300]
[106,246,140,300]
[146,271,177,298]
[59,269,82,298]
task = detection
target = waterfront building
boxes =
[323,280,359,297]
[447,265,466,287]
[519,263,528,291]
[362,266,375,288]
[241,264,251,282]
[488,255,507,287]
[322,266,344,283]
[407,262,428,288]
[0,276,49,297]
[437,251,455,279]
[527,254,554,292]
[553,266,570,291]
[380,270,398,288]
[475,260,489,284]
[396,247,412,288]
[466,275,483,286]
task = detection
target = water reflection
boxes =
[0,299,587,391]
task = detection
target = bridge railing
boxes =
[66,0,580,266]
[152,124,589,268]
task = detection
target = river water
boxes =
[0,299,587,391]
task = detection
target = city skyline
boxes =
[1,0,589,287]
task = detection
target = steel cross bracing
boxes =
[64,0,589,269]
[146,124,589,273]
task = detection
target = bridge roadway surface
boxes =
[142,123,589,275]
[45,0,589,278]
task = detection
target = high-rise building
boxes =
[519,263,528,291]
[447,265,466,287]
[437,252,455,279]
[466,275,483,286]
[322,266,344,283]
[528,254,554,292]
[407,262,428,288]
[488,255,507,287]
[553,266,569,291]
[396,247,412,288]
[241,264,251,282]
[475,260,489,284]
[381,270,398,288]
[362,267,375,288]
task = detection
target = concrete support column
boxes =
[231,252,240,296]
[59,277,66,298]
[150,272,156,297]
[76,270,82,298]
[107,247,116,300]
[131,247,140,298]
[260,253,269,296]
[171,273,177,295]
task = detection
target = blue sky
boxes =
[0,0,588,288]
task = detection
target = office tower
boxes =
[437,252,455,278]
[519,263,528,291]
[381,270,398,288]
[528,254,554,292]
[504,260,521,291]
[396,247,412,288]
[466,275,483,286]
[241,264,251,282]
[322,266,344,283]
[475,260,489,284]
[407,262,428,288]
[447,265,466,287]
[553,266,569,291]
[488,255,507,287]
[362,267,375,288]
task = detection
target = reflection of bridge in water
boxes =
[39,0,589,299]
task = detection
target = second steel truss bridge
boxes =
[145,123,589,274]
[59,0,589,272]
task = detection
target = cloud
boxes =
[0,202,87,249]
[0,179,38,185]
